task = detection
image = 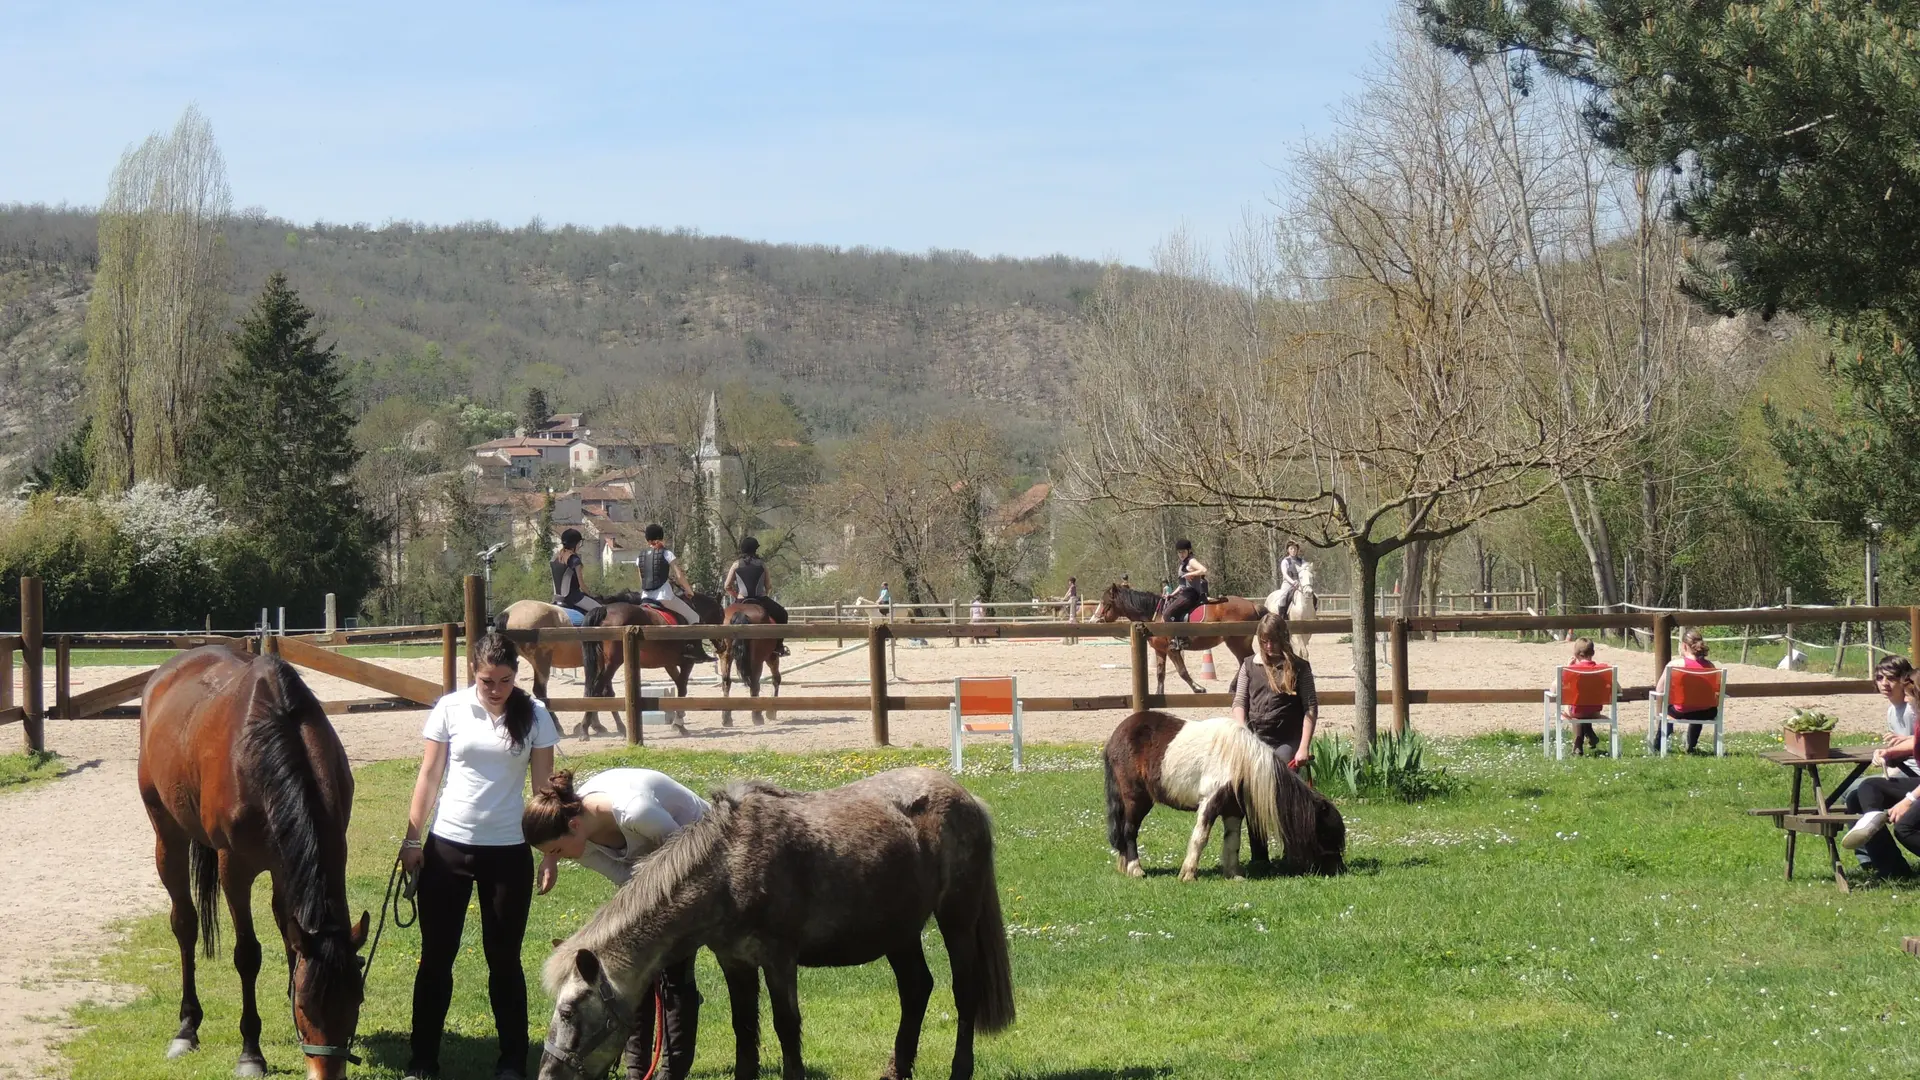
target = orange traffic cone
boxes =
[1199,650,1216,681]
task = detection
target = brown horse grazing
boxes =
[583,593,726,736]
[538,768,1014,1080]
[1094,584,1258,694]
[496,600,613,737]
[1104,710,1345,879]
[139,647,369,1080]
[717,601,783,727]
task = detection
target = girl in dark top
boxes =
[550,528,602,625]
[1233,611,1317,872]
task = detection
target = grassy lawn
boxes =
[0,749,63,790]
[60,733,1920,1078]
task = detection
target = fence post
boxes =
[0,634,12,723]
[441,623,457,694]
[625,625,643,748]
[953,599,962,647]
[54,635,71,721]
[1910,606,1919,666]
[834,601,843,648]
[464,575,485,672]
[1652,611,1672,682]
[1390,617,1410,736]
[262,632,280,657]
[1784,585,1794,657]
[1833,598,1852,677]
[21,577,43,754]
[324,593,338,638]
[1129,622,1150,713]
[868,624,891,746]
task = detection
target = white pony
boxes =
[1152,716,1281,880]
[1263,561,1318,659]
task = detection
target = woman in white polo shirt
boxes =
[399,631,560,1080]
[522,768,709,1080]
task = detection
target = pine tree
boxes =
[185,273,382,622]
[521,387,552,433]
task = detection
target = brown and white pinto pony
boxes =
[139,647,368,1080]
[1104,710,1345,880]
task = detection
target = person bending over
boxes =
[525,769,709,1080]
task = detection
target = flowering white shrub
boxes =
[107,482,231,567]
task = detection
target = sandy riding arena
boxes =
[0,633,1889,1077]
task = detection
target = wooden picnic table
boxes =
[1750,746,1876,892]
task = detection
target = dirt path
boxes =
[0,633,1892,1076]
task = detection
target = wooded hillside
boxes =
[0,204,1106,479]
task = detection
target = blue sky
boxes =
[4,1,1399,264]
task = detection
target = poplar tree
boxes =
[1420,0,1920,532]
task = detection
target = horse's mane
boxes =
[1104,585,1160,619]
[244,657,358,989]
[544,780,788,993]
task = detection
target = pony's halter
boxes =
[299,1040,361,1066]
[541,978,627,1077]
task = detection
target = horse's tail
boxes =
[582,605,611,693]
[728,610,754,683]
[1103,749,1128,854]
[190,840,220,957]
[970,828,1017,1033]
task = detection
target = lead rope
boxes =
[638,976,666,1080]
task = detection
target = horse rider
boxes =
[551,528,603,627]
[1274,540,1308,616]
[722,536,790,657]
[1164,539,1209,649]
[638,523,715,662]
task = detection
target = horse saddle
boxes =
[641,600,684,626]
[1190,599,1228,623]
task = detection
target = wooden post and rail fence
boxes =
[9,575,1920,754]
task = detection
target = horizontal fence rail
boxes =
[11,574,1919,753]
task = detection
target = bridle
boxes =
[296,852,417,1066]
[541,977,631,1078]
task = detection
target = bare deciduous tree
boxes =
[1069,22,1645,752]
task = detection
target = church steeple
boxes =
[694,392,724,550]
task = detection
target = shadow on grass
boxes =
[360,1029,532,1077]
[1006,1060,1167,1068]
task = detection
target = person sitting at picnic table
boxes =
[1563,637,1609,757]
[1870,656,1920,779]
[1652,629,1717,754]
[1232,611,1317,874]
[1845,664,1920,874]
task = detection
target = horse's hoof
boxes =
[1177,867,1198,882]
[234,1056,266,1078]
[1126,862,1145,879]
[166,1038,198,1059]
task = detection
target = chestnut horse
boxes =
[139,647,368,1079]
[1104,710,1345,879]
[584,593,726,736]
[495,599,611,737]
[1094,585,1258,694]
[717,601,783,727]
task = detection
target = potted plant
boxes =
[1784,707,1838,758]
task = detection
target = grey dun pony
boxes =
[539,767,1015,1080]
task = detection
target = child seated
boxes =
[1564,637,1608,756]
